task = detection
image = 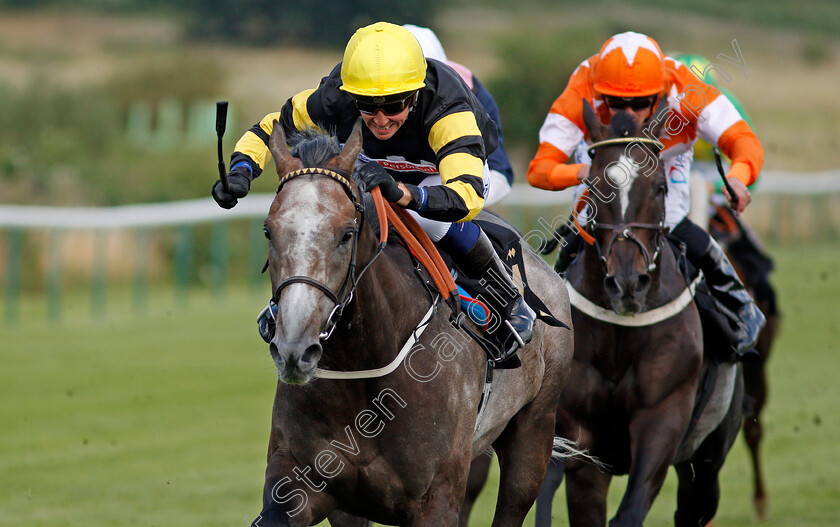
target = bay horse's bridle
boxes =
[268,167,380,340]
[580,136,667,273]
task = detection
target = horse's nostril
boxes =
[300,343,323,366]
[605,275,622,297]
[269,341,279,359]
[636,273,651,294]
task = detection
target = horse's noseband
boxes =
[592,220,665,273]
[270,167,369,340]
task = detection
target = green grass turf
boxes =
[2,242,839,526]
[0,288,276,526]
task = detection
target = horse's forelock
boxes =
[289,129,342,169]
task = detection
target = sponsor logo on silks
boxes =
[357,152,439,174]
[669,161,688,184]
[380,160,438,173]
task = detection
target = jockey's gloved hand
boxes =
[359,161,403,202]
[212,163,252,209]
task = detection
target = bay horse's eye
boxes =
[340,229,354,245]
[263,226,271,240]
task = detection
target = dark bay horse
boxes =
[529,101,745,527]
[251,119,573,527]
[709,205,781,520]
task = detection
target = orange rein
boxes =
[369,187,459,304]
[573,188,596,246]
[370,186,389,247]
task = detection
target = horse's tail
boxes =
[551,436,608,470]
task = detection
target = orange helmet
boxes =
[591,32,666,97]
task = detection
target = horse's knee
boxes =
[743,417,762,447]
[534,460,565,527]
[328,510,371,527]
[257,478,318,527]
[251,509,295,527]
[464,453,493,501]
[543,458,566,490]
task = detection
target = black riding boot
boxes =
[697,238,766,355]
[457,230,536,360]
[554,230,583,276]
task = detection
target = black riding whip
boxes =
[216,100,229,192]
[713,146,738,211]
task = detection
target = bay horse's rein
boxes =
[268,166,459,379]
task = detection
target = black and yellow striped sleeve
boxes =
[424,110,486,222]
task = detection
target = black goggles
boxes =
[603,95,657,112]
[352,92,416,116]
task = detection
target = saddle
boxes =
[445,216,567,363]
[365,194,565,367]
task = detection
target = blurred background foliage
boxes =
[0,0,441,47]
[0,0,837,206]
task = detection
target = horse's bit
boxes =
[584,137,666,273]
[267,167,373,340]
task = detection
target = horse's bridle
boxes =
[582,137,667,273]
[268,167,377,341]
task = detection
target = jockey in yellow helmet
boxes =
[212,22,535,360]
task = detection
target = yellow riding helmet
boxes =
[592,32,666,97]
[340,21,427,97]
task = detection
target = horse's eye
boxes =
[263,226,271,240]
[340,230,354,245]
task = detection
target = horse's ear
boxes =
[582,99,606,142]
[645,95,670,139]
[334,118,364,175]
[268,119,301,176]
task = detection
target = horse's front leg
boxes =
[565,460,611,527]
[458,452,493,527]
[534,456,566,527]
[407,485,466,527]
[252,450,336,527]
[490,405,559,527]
[610,390,695,527]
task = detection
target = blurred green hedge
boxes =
[485,26,607,152]
[0,0,442,48]
[0,56,225,206]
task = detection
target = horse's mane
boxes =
[289,128,342,168]
[287,126,393,239]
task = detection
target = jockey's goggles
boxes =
[603,94,658,112]
[352,92,416,116]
